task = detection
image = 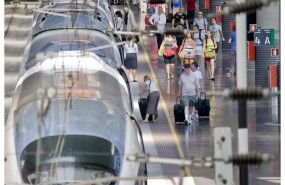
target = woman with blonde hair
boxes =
[203,31,217,80]
[140,75,160,122]
[179,32,197,65]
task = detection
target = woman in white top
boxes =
[140,75,160,122]
[124,36,139,82]
[115,11,124,31]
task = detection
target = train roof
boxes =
[21,29,122,75]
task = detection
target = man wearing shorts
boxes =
[178,63,200,124]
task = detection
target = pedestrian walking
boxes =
[203,31,217,80]
[193,24,205,66]
[209,17,225,54]
[178,63,200,125]
[179,32,196,65]
[123,7,137,31]
[172,6,188,28]
[186,0,196,28]
[227,25,236,76]
[149,6,167,50]
[172,0,183,15]
[124,36,139,82]
[193,11,208,31]
[115,11,124,31]
[159,33,177,80]
[172,6,188,67]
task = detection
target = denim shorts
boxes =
[182,95,196,107]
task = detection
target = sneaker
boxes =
[184,119,189,125]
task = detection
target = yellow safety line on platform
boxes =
[126,4,196,184]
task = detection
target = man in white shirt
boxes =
[149,6,166,50]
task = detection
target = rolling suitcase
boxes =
[195,91,210,117]
[138,96,155,121]
[173,96,185,123]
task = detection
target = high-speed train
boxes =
[5,1,147,184]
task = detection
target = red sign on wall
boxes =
[271,48,279,57]
[248,41,255,62]
[269,65,277,87]
[205,0,210,9]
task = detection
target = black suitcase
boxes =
[195,91,210,117]
[138,97,155,121]
[174,96,185,123]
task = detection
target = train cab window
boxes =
[20,135,120,185]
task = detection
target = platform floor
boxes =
[120,4,281,185]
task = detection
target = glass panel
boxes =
[20,135,120,184]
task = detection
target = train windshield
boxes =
[20,135,119,185]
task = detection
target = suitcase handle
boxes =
[199,90,206,100]
[176,96,183,104]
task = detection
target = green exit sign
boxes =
[254,29,275,46]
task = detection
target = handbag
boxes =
[205,51,215,58]
[164,48,175,57]
[178,50,185,58]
